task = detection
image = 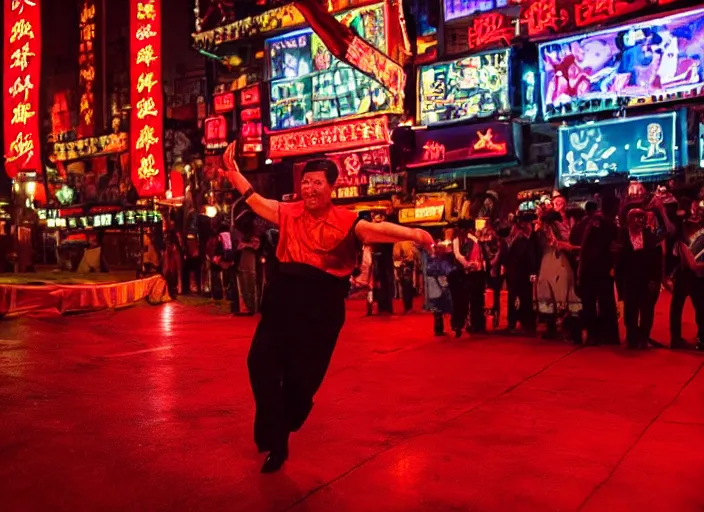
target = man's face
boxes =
[301,170,332,212]
[553,197,566,213]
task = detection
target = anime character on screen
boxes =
[647,24,702,90]
[543,39,616,107]
[637,122,668,164]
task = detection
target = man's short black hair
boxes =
[301,159,339,185]
[585,201,598,214]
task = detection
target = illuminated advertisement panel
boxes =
[408,122,512,169]
[540,7,704,120]
[269,116,390,159]
[418,50,510,126]
[3,0,42,179]
[444,0,510,22]
[130,0,166,198]
[267,3,398,131]
[557,112,679,188]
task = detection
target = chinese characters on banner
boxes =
[78,0,96,137]
[130,0,165,198]
[3,0,42,179]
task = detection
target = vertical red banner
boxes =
[130,0,165,198]
[78,0,96,137]
[3,0,42,179]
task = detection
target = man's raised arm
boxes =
[221,142,280,225]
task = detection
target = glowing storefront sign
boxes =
[130,0,165,197]
[3,0,42,178]
[78,0,96,136]
[539,7,704,120]
[557,112,679,188]
[408,122,512,168]
[399,201,445,224]
[269,116,390,159]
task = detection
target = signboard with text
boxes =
[4,0,42,178]
[557,112,680,188]
[408,122,513,169]
[130,0,166,198]
[269,116,390,159]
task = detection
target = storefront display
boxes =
[266,3,397,131]
[417,49,510,126]
[539,7,704,119]
[557,112,684,188]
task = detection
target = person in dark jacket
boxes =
[504,212,537,334]
[577,197,619,345]
[614,208,665,349]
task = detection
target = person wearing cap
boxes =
[221,142,433,473]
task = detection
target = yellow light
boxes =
[205,206,217,218]
[25,181,36,196]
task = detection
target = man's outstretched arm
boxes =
[355,220,434,251]
[221,142,280,225]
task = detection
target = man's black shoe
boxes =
[261,448,288,473]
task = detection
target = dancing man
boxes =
[221,143,433,473]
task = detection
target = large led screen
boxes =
[557,112,679,188]
[267,3,393,131]
[444,0,510,22]
[418,50,510,126]
[540,7,704,119]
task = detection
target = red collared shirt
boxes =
[277,202,360,278]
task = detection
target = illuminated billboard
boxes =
[408,122,513,168]
[444,0,510,22]
[557,112,680,188]
[4,0,42,179]
[267,3,398,131]
[540,7,704,119]
[418,49,510,126]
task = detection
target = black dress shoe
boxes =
[261,449,288,473]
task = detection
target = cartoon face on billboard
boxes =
[540,7,704,119]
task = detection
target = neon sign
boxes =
[269,116,390,159]
[520,0,657,38]
[213,91,234,113]
[239,84,263,155]
[78,0,96,136]
[3,0,42,179]
[557,112,680,188]
[466,13,513,52]
[130,0,165,197]
[408,122,512,168]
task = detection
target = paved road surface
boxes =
[0,296,702,511]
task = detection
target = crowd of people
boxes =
[419,185,704,351]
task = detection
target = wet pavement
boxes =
[0,296,702,511]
